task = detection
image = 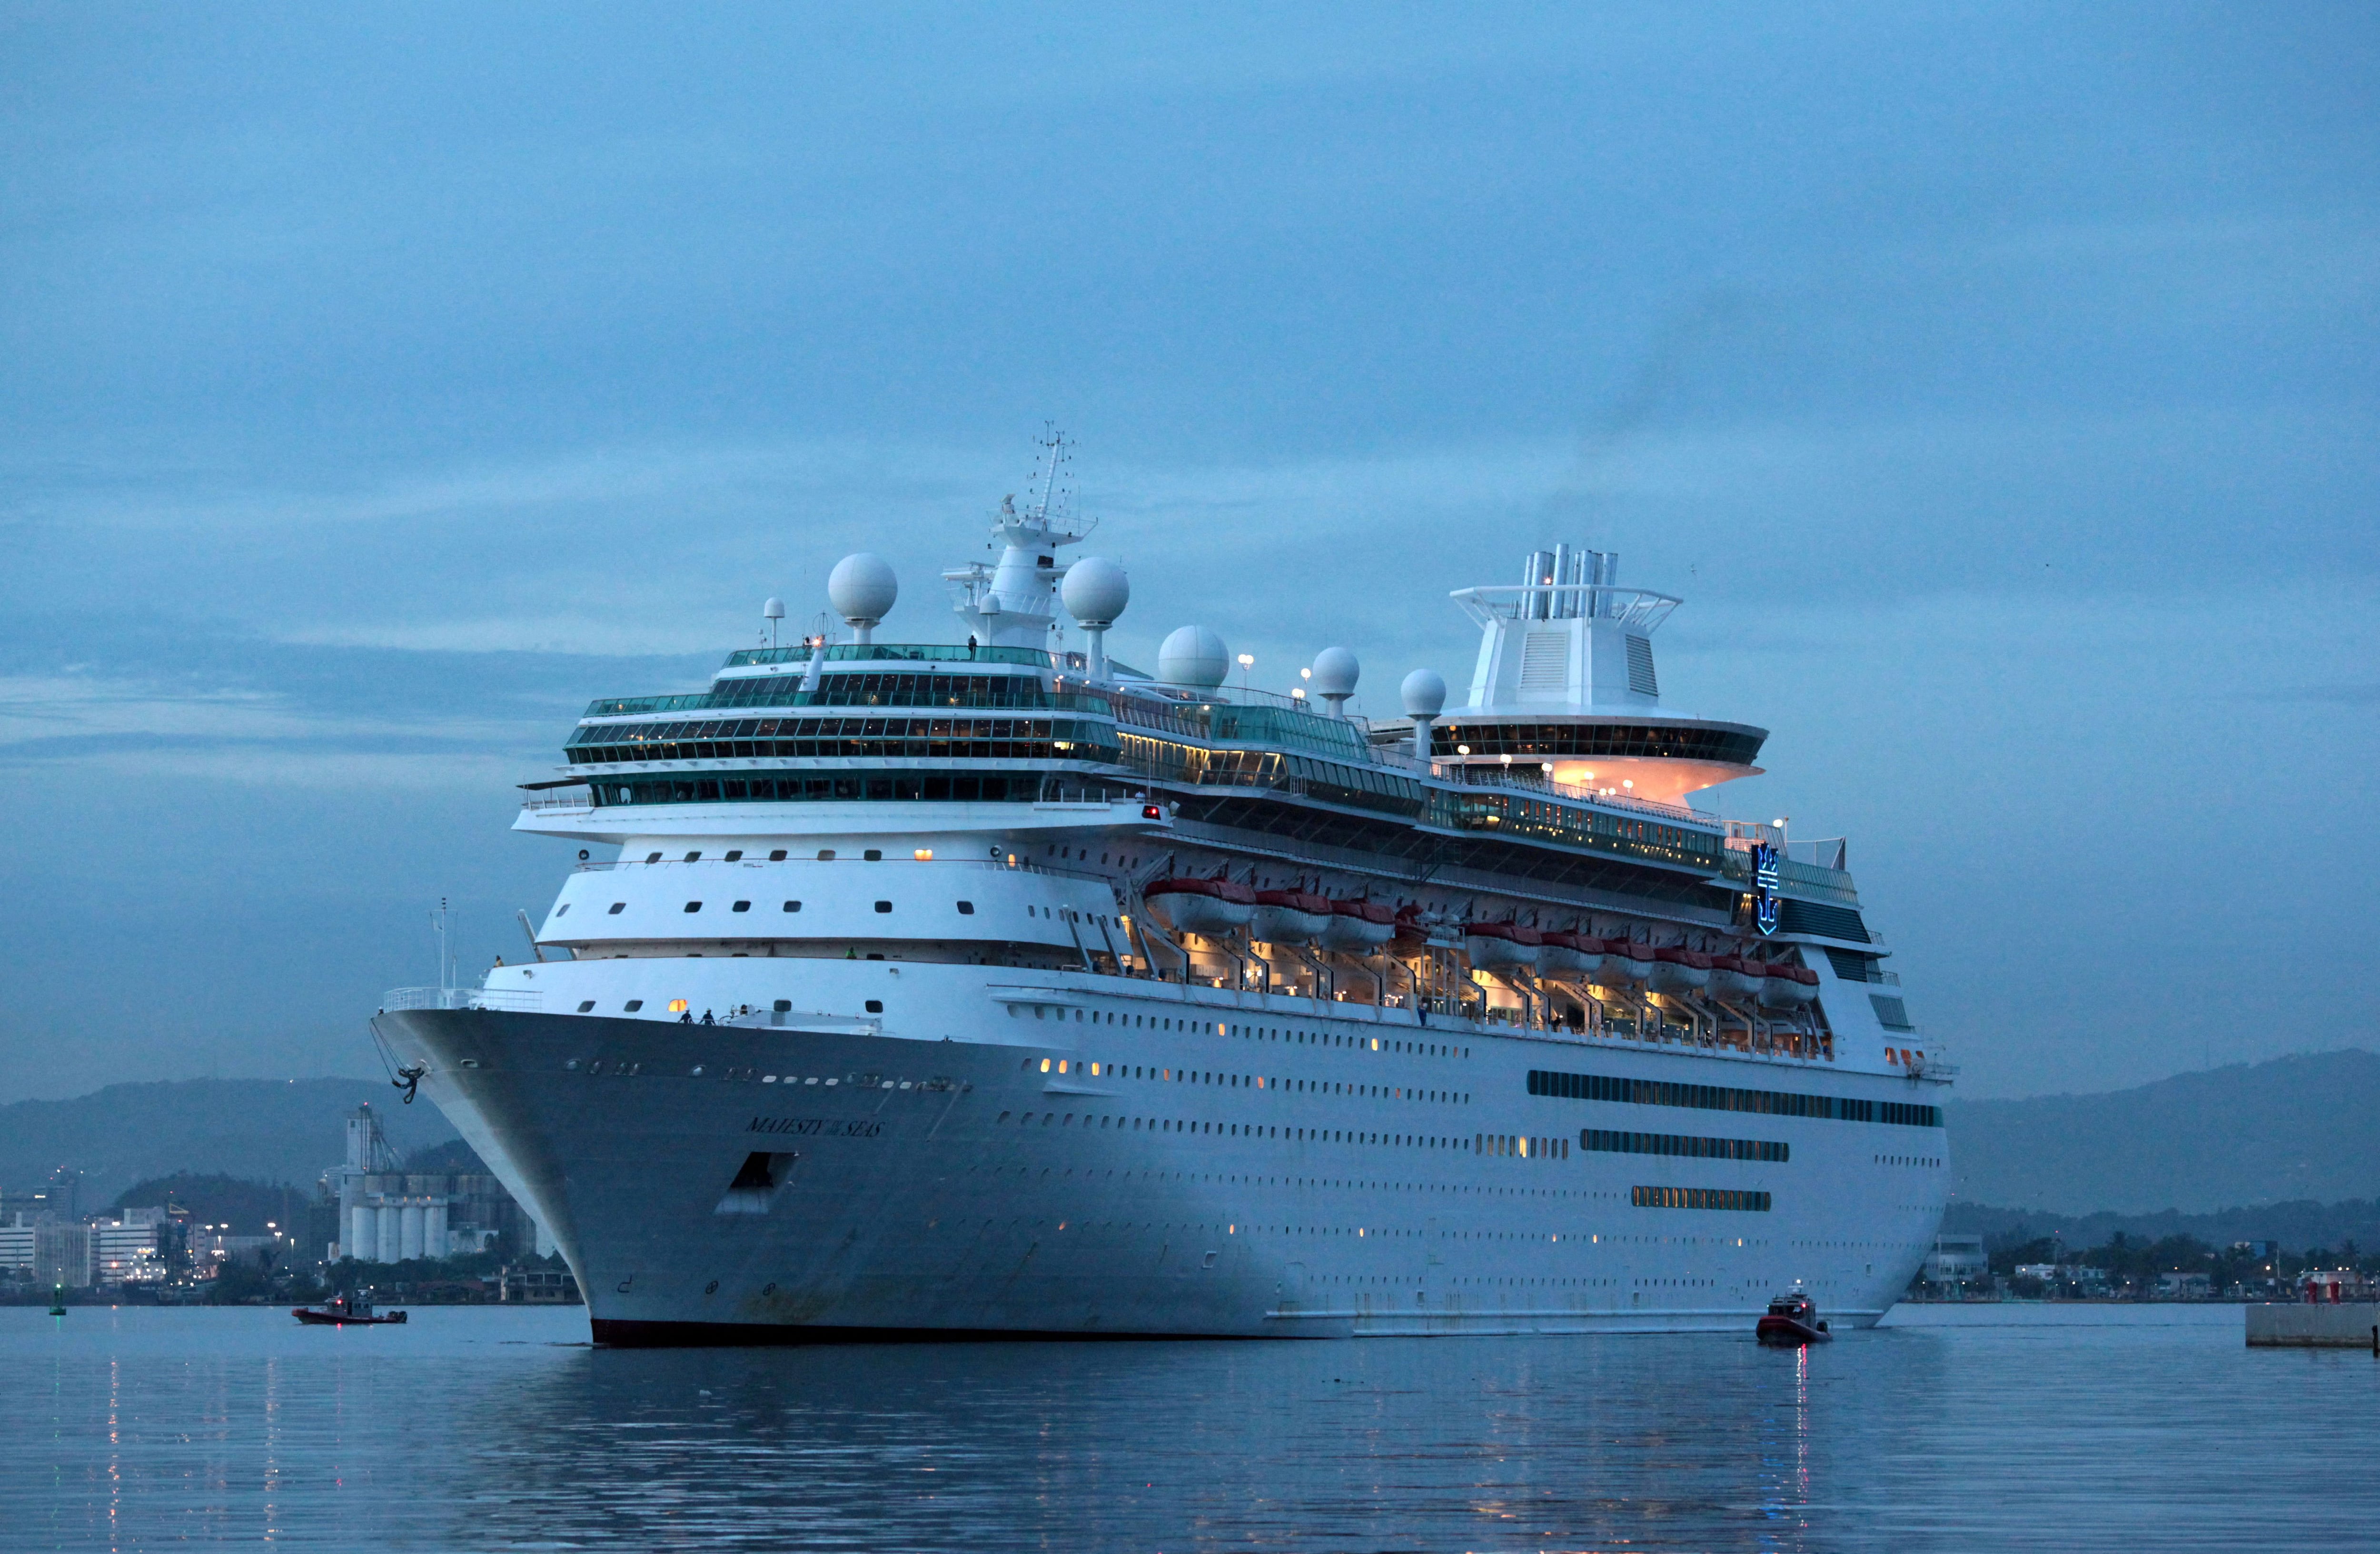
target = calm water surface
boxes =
[5,1303,2371,1552]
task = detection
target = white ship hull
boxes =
[374,959,1947,1344]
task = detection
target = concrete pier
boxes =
[2246,1302,2380,1348]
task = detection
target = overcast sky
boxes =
[3,4,2374,1103]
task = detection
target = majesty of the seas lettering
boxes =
[749,1116,884,1138]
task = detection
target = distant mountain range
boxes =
[4,1051,2372,1223]
[1946,1048,2380,1215]
[0,1079,458,1209]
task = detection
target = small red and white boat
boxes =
[1758,961,1820,1009]
[1707,954,1766,1002]
[1755,1290,1830,1345]
[1597,939,1656,985]
[1143,876,1256,935]
[1463,920,1542,970]
[1536,930,1599,977]
[1648,945,1713,995]
[1250,888,1331,945]
[1318,898,1397,952]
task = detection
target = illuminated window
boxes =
[668,999,689,1013]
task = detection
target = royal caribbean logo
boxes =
[1752,842,1781,936]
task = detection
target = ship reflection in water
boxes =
[5,1306,2371,1552]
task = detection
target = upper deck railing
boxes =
[722,642,1054,669]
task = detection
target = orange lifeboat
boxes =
[1250,888,1331,945]
[1759,961,1819,1009]
[1319,898,1397,952]
[1143,876,1256,936]
[1463,921,1542,970]
[1597,938,1656,985]
[1708,954,1766,1002]
[1537,930,1598,978]
[1648,945,1713,995]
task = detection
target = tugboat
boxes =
[1756,1290,1831,1345]
[293,1291,408,1326]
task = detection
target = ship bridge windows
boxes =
[568,714,1118,767]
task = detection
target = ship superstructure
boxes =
[374,476,1950,1344]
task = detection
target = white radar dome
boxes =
[1310,647,1360,698]
[1060,556,1130,627]
[1400,667,1447,718]
[1158,625,1231,687]
[763,597,785,620]
[827,553,898,626]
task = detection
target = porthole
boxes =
[783,901,802,912]
[624,1000,644,1011]
[865,999,884,1013]
[732,901,751,913]
[608,902,626,914]
[874,901,892,913]
[684,901,703,913]
[704,1280,719,1295]
[957,901,975,915]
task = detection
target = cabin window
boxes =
[769,850,788,861]
[732,901,751,912]
[773,999,791,1012]
[555,904,571,917]
[645,852,662,863]
[608,903,625,915]
[783,901,801,912]
[576,1000,595,1012]
[864,849,883,861]
[684,901,703,912]
[624,1000,643,1011]
[865,1000,883,1014]
[684,851,701,862]
[874,901,892,913]
[957,901,974,914]
[724,850,743,861]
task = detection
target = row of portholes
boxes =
[637,848,881,864]
[575,899,980,916]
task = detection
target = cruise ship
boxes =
[373,472,1952,1345]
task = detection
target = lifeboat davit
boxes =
[1708,954,1766,1002]
[1250,888,1331,945]
[1143,877,1256,936]
[1536,931,1599,977]
[1759,961,1820,1009]
[1597,939,1656,985]
[1648,946,1713,995]
[1319,898,1397,952]
[1464,921,1542,970]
